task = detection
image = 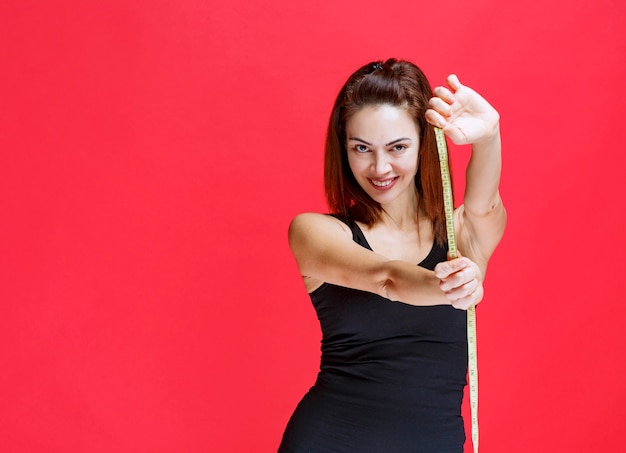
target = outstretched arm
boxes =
[289,213,482,309]
[426,75,507,271]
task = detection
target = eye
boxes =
[392,144,407,152]
[354,144,369,153]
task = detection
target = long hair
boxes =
[324,58,449,245]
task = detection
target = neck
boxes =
[378,188,420,230]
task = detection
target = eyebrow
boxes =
[348,137,412,146]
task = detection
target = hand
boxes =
[433,254,484,310]
[426,74,500,146]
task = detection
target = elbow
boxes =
[379,278,393,300]
[377,261,401,301]
[465,194,505,218]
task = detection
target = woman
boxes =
[279,59,506,452]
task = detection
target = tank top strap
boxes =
[328,214,372,250]
[328,214,448,270]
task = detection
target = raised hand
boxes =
[426,74,500,146]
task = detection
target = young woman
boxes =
[279,59,506,452]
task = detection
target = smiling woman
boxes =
[278,59,506,452]
[346,105,420,209]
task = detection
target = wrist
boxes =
[472,125,500,151]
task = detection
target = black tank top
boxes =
[279,218,468,453]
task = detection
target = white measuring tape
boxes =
[435,127,479,453]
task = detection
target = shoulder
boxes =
[289,212,352,238]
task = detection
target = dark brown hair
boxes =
[324,58,449,245]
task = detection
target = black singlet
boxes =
[279,218,468,453]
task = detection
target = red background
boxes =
[1,0,625,451]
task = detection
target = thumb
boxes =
[434,256,468,279]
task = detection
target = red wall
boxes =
[1,0,625,451]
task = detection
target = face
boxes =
[345,104,420,208]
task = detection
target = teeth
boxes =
[371,179,394,187]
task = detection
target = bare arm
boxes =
[289,213,481,308]
[426,75,507,272]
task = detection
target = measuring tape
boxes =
[435,127,479,453]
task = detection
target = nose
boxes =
[373,151,391,175]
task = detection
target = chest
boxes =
[357,221,434,265]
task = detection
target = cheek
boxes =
[398,152,419,174]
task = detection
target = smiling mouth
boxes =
[369,177,398,189]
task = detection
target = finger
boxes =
[433,257,468,279]
[451,294,478,310]
[446,74,462,92]
[428,97,452,117]
[447,283,475,303]
[432,86,455,104]
[443,277,479,298]
[425,109,447,129]
[426,110,467,144]
[439,267,477,293]
[442,124,469,146]
[451,286,484,310]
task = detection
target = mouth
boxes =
[368,177,398,190]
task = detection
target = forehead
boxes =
[346,104,419,141]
